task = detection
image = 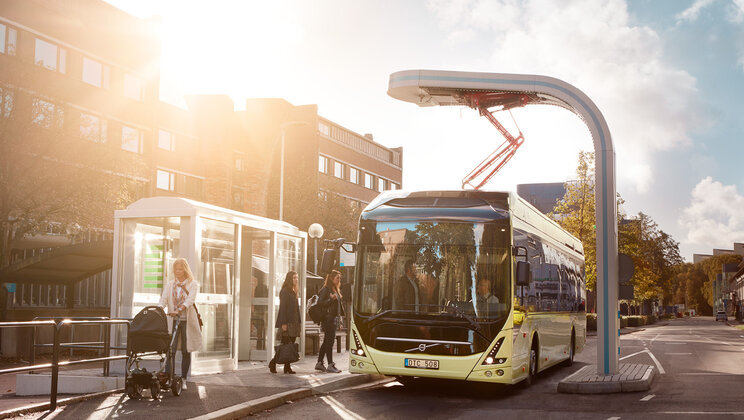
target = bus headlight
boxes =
[353,331,366,357]
[482,337,505,365]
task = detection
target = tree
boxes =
[551,151,597,290]
[0,69,145,268]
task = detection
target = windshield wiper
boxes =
[364,309,400,324]
[446,304,481,332]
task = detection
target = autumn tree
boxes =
[0,69,145,268]
[551,151,597,290]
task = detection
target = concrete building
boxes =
[0,0,402,352]
[516,183,566,215]
[694,242,744,264]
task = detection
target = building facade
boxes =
[0,0,402,329]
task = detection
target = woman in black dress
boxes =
[269,271,301,374]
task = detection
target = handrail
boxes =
[0,317,132,411]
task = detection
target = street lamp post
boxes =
[308,223,324,274]
[278,121,309,221]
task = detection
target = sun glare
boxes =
[157,2,305,108]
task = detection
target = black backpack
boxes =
[307,294,324,324]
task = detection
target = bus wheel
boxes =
[523,338,538,387]
[564,330,575,367]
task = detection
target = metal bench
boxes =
[305,321,345,354]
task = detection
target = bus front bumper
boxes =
[349,347,516,384]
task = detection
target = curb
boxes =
[188,373,382,420]
[0,388,124,419]
[188,388,314,420]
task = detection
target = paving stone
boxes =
[557,363,656,394]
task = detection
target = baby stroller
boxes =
[125,306,184,399]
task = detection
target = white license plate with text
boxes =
[404,358,439,369]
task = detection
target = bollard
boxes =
[50,323,60,411]
[103,325,110,377]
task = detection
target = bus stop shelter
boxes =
[110,197,307,373]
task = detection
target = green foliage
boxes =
[552,151,683,310]
[551,151,596,290]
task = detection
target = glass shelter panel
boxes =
[118,217,181,315]
[196,218,235,361]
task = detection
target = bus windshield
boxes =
[355,221,511,320]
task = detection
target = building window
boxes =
[0,86,13,118]
[318,155,328,174]
[122,125,143,154]
[349,167,359,184]
[82,57,110,88]
[0,24,18,55]
[378,178,386,192]
[156,169,175,191]
[364,173,373,189]
[35,38,66,73]
[234,155,246,172]
[391,182,400,190]
[79,113,107,143]
[318,121,330,136]
[158,129,175,151]
[124,73,142,100]
[318,190,328,201]
[31,98,63,128]
[334,161,344,179]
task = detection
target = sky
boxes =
[106,0,744,261]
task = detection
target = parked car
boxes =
[715,311,728,322]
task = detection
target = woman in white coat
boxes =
[159,258,202,390]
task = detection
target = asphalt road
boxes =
[254,317,744,419]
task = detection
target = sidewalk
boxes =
[2,351,386,419]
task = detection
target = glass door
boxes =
[194,218,235,365]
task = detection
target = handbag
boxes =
[275,342,300,364]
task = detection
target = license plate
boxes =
[404,358,439,370]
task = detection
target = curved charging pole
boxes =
[388,69,619,375]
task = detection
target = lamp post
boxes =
[308,223,324,274]
[278,121,309,221]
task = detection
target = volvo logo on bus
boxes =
[406,343,439,353]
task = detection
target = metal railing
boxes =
[0,318,132,411]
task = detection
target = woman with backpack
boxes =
[269,271,301,374]
[315,270,345,373]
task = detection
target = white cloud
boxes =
[679,177,744,249]
[676,0,717,23]
[426,0,702,194]
[728,0,744,22]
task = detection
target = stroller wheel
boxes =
[126,383,142,399]
[171,376,183,396]
[150,380,161,400]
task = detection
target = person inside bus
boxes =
[394,260,420,311]
[419,272,440,312]
[475,277,499,316]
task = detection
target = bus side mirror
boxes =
[516,261,531,286]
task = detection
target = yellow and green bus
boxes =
[348,190,586,385]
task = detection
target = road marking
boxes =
[321,395,366,420]
[640,394,655,401]
[619,350,646,360]
[658,412,744,415]
[606,417,621,420]
[619,349,665,374]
